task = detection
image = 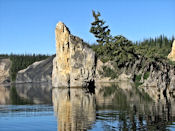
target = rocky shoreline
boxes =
[0,22,175,100]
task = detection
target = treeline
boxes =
[90,11,139,66]
[90,11,175,66]
[134,35,175,60]
[0,54,50,81]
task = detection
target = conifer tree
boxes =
[90,10,111,45]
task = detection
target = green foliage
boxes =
[90,10,111,46]
[99,66,118,79]
[90,11,175,71]
[135,74,141,81]
[0,54,49,81]
[134,74,142,88]
[135,81,143,88]
[0,54,9,59]
[134,35,174,60]
[10,54,49,81]
[100,84,118,97]
[143,72,150,80]
[90,11,136,66]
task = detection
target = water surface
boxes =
[0,83,175,130]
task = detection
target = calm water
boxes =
[0,83,175,131]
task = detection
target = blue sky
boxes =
[0,0,175,54]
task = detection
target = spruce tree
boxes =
[90,10,111,45]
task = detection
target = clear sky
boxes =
[0,0,175,54]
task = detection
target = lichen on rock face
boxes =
[168,40,175,61]
[52,22,96,87]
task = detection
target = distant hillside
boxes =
[0,54,50,81]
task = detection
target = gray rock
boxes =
[52,22,96,87]
[16,56,54,83]
[0,58,11,84]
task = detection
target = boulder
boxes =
[0,59,11,84]
[52,22,96,87]
[16,56,54,83]
[168,40,175,61]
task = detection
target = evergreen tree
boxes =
[90,10,111,45]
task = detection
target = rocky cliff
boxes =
[0,59,11,84]
[16,56,54,83]
[52,22,96,87]
[96,55,175,99]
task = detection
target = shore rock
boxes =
[168,40,175,61]
[52,22,96,87]
[16,56,54,83]
[0,59,11,84]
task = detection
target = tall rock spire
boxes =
[52,22,95,87]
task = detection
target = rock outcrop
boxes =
[95,56,175,98]
[16,56,54,83]
[95,59,117,82]
[0,59,11,84]
[168,40,175,61]
[52,22,96,87]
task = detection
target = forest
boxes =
[0,54,49,81]
[0,11,174,82]
[90,11,175,65]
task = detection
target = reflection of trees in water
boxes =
[52,87,96,131]
[0,83,52,105]
[95,83,175,130]
[14,83,52,104]
[10,86,33,105]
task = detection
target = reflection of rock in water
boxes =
[52,87,96,131]
[0,83,52,105]
[15,83,52,104]
[95,83,175,130]
[0,85,10,104]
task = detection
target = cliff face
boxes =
[16,56,54,83]
[52,22,96,87]
[96,56,175,98]
[0,59,11,84]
